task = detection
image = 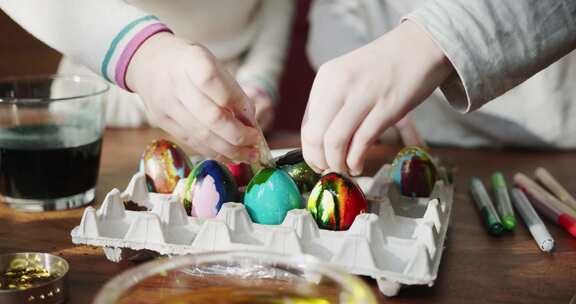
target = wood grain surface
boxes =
[0,128,575,303]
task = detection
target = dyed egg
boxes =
[244,168,302,225]
[390,146,437,197]
[276,149,320,193]
[226,162,253,187]
[307,173,368,231]
[140,139,193,193]
[183,160,240,218]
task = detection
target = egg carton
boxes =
[70,164,453,297]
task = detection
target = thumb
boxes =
[233,94,258,128]
[396,115,427,148]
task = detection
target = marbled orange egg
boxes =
[139,139,193,193]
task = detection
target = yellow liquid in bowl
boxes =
[158,286,334,304]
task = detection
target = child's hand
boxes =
[242,85,275,132]
[301,20,452,175]
[126,33,260,163]
[378,116,427,147]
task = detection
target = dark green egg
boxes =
[276,149,320,193]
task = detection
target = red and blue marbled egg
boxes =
[390,146,437,197]
[307,173,368,231]
[140,139,193,193]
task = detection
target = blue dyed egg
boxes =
[183,160,240,218]
[390,146,437,197]
[244,168,302,225]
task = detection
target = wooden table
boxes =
[1,128,575,303]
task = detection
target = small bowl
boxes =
[94,251,377,304]
[0,252,68,304]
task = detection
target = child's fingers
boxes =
[166,100,257,163]
[322,98,372,174]
[185,46,258,128]
[176,81,260,148]
[346,102,402,176]
[155,114,224,161]
[185,45,237,108]
[301,71,346,173]
[396,116,427,147]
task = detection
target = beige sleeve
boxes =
[404,0,576,112]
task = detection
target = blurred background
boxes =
[0,0,314,133]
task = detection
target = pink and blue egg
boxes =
[183,160,240,218]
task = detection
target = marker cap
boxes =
[488,222,504,235]
[502,215,517,231]
[540,239,554,252]
[491,172,506,189]
[531,224,555,252]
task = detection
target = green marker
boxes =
[469,177,504,235]
[491,172,517,231]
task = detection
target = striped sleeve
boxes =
[0,0,172,91]
[235,0,295,103]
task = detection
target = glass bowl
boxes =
[94,251,377,304]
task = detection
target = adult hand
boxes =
[126,33,260,163]
[301,20,452,175]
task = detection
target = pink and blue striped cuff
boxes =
[239,76,279,103]
[101,15,172,91]
[114,23,171,91]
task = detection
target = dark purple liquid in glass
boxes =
[0,125,102,199]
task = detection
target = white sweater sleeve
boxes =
[0,0,172,90]
[235,0,295,102]
[404,0,576,112]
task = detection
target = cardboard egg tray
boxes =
[70,161,453,297]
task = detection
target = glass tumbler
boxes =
[0,75,108,211]
[94,251,378,304]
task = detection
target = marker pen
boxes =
[491,172,516,231]
[511,188,554,252]
[514,173,576,238]
[469,177,504,236]
[534,167,576,212]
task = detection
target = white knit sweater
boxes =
[1,0,294,127]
